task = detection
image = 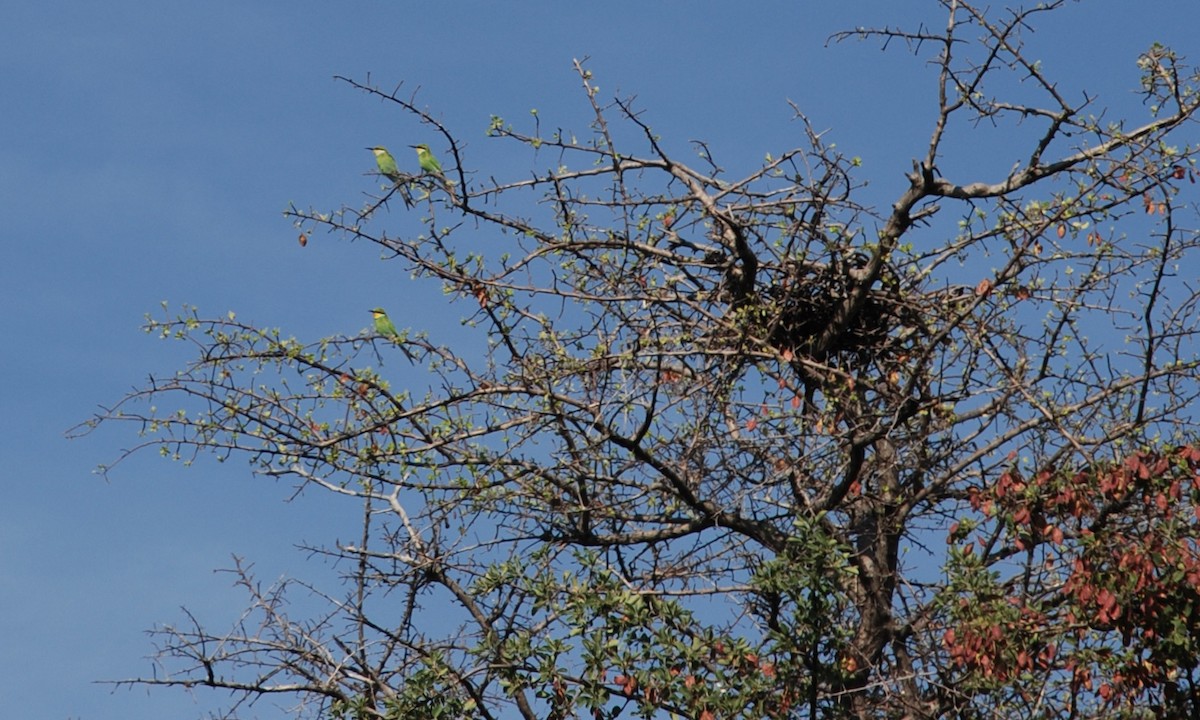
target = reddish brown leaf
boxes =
[474,284,489,308]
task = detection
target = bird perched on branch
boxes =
[367,146,402,182]
[370,308,401,342]
[411,143,443,177]
[411,143,457,201]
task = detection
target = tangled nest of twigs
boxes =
[719,253,949,369]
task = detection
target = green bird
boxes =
[367,146,401,181]
[370,307,401,342]
[411,143,443,177]
[412,143,458,201]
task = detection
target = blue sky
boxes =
[3,2,1198,718]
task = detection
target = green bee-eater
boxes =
[411,144,443,176]
[367,146,401,181]
[370,307,401,342]
[410,143,457,201]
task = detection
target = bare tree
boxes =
[77,2,1200,718]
